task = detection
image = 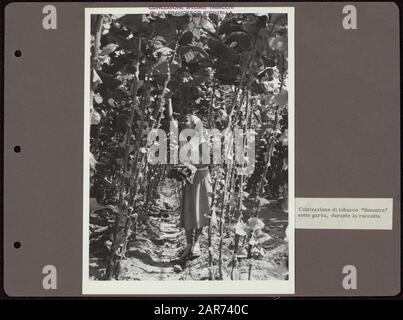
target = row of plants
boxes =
[89,12,289,280]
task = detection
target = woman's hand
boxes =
[183,163,197,184]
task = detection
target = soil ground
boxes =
[89,178,289,281]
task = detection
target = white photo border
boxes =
[83,6,295,295]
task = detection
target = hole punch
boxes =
[13,242,21,249]
[14,50,22,57]
[13,146,21,153]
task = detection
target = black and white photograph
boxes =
[83,6,294,294]
[4,1,401,300]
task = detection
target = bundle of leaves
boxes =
[166,165,192,182]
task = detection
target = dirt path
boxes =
[118,183,213,281]
[89,178,289,281]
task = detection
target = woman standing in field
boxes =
[178,114,212,259]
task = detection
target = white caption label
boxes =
[295,198,393,230]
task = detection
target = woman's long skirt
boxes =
[180,167,212,230]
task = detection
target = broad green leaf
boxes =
[256,231,272,244]
[284,225,289,242]
[200,17,216,33]
[89,152,98,170]
[248,217,265,231]
[91,108,101,125]
[269,36,287,52]
[99,43,119,56]
[272,90,288,107]
[279,129,288,146]
[153,19,177,43]
[93,92,103,104]
[206,37,228,57]
[92,70,102,85]
[117,14,151,33]
[153,47,173,57]
[225,31,251,50]
[191,17,216,34]
[179,31,193,45]
[179,45,209,64]
[235,220,248,236]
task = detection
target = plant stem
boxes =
[90,15,104,158]
[106,33,142,280]
[208,169,218,280]
[252,52,285,217]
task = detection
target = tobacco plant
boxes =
[89,12,289,280]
